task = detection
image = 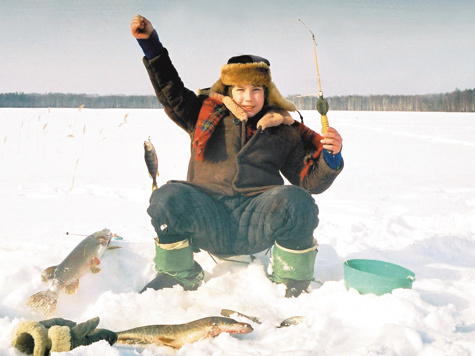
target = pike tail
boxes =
[26,289,59,317]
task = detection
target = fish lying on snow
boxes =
[27,228,115,316]
[278,316,307,328]
[220,308,262,324]
[221,309,307,328]
[144,137,159,191]
[116,316,253,348]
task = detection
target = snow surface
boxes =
[0,108,474,356]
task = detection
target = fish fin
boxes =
[116,337,147,345]
[41,266,57,283]
[157,337,176,346]
[90,256,102,273]
[27,289,58,316]
[65,279,79,295]
[107,245,122,250]
[91,266,102,274]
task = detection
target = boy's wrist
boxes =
[137,29,164,59]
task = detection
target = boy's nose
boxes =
[243,89,253,100]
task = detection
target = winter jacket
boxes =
[142,49,343,196]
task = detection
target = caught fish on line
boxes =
[116,316,253,348]
[27,228,118,316]
[144,137,159,191]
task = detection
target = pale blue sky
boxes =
[1,0,473,96]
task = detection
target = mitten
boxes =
[12,317,117,355]
[48,317,117,352]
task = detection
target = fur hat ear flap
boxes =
[210,79,227,95]
[267,82,297,112]
[11,321,49,356]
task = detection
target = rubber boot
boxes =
[140,238,204,293]
[271,239,318,298]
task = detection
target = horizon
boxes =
[1,87,472,98]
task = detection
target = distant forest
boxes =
[289,88,474,112]
[0,92,161,109]
[0,88,474,112]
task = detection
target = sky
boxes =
[1,0,474,97]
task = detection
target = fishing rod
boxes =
[298,19,329,135]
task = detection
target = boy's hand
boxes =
[321,127,342,154]
[131,14,154,39]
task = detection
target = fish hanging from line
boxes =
[144,137,159,191]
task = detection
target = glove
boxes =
[48,317,117,352]
[70,317,117,349]
[12,317,117,355]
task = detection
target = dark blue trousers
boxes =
[147,182,319,255]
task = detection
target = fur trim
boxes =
[209,79,226,96]
[267,82,297,112]
[221,62,271,87]
[48,325,72,352]
[11,321,49,356]
[209,92,248,122]
[257,108,295,130]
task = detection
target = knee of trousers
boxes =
[147,182,193,218]
[268,186,319,223]
[146,182,198,241]
[265,186,319,247]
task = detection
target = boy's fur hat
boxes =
[210,54,297,112]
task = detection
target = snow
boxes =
[0,108,474,355]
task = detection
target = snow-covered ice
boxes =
[0,108,474,355]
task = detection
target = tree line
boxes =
[0,92,162,109]
[0,88,473,112]
[288,88,474,112]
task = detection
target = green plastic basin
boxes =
[344,259,415,296]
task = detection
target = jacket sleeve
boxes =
[142,48,205,133]
[280,132,344,194]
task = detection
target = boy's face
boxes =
[231,85,265,118]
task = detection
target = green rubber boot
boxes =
[271,239,318,298]
[140,238,204,293]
